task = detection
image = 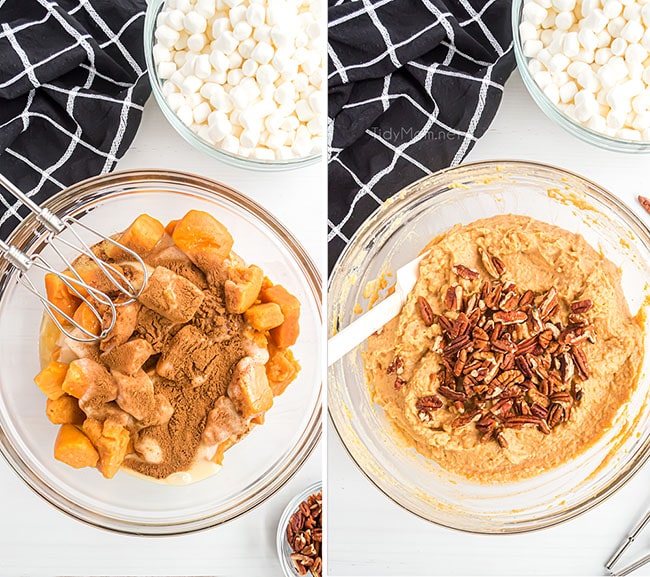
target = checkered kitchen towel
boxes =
[0,0,150,239]
[328,0,516,271]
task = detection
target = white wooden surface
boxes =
[0,100,324,576]
[327,71,650,576]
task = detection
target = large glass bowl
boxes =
[512,0,650,154]
[0,169,322,535]
[328,160,650,534]
[143,0,321,171]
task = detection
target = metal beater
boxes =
[0,174,149,343]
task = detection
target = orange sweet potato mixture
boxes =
[35,210,302,481]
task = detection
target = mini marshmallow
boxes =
[621,20,644,44]
[238,38,256,58]
[256,63,279,85]
[242,58,259,76]
[229,4,247,26]
[625,43,648,64]
[227,68,244,87]
[533,70,553,89]
[562,32,580,57]
[209,49,230,73]
[253,25,272,44]
[233,21,252,40]
[549,52,570,73]
[187,33,206,52]
[578,69,601,91]
[158,61,177,79]
[555,11,575,30]
[559,80,579,102]
[523,2,548,26]
[607,16,626,37]
[194,54,212,79]
[183,11,207,34]
[153,44,172,64]
[271,25,293,49]
[552,0,576,10]
[251,41,274,64]
[581,9,608,33]
[611,37,627,56]
[617,127,642,140]
[214,31,239,55]
[246,3,265,27]
[603,0,623,18]
[166,10,185,31]
[212,17,230,39]
[176,104,194,126]
[180,74,203,95]
[195,0,216,18]
[595,47,613,64]
[166,92,185,112]
[229,51,243,69]
[193,101,211,124]
[210,90,234,113]
[240,128,261,148]
[155,25,180,48]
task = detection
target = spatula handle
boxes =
[328,292,402,366]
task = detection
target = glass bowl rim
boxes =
[328,158,650,534]
[275,480,322,577]
[511,0,650,154]
[0,168,322,536]
[143,0,321,172]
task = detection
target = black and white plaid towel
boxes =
[0,0,150,239]
[328,0,516,270]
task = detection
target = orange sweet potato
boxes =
[266,345,301,396]
[83,418,130,479]
[244,303,284,331]
[61,360,90,399]
[172,210,234,264]
[165,219,180,236]
[105,214,165,260]
[69,257,125,297]
[73,302,101,337]
[45,273,81,324]
[224,264,264,314]
[211,437,237,465]
[46,395,85,425]
[53,424,99,469]
[34,361,69,400]
[260,285,300,348]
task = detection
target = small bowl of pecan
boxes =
[276,481,322,577]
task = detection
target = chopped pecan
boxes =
[416,395,443,421]
[443,334,471,356]
[518,289,535,308]
[496,431,509,448]
[386,356,404,375]
[453,264,480,280]
[438,385,466,401]
[547,403,565,428]
[493,310,528,325]
[538,287,559,319]
[451,409,480,428]
[394,376,406,390]
[572,345,590,380]
[417,296,435,326]
[570,299,593,313]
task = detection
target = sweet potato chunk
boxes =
[70,257,125,297]
[227,357,273,418]
[105,214,165,260]
[165,219,180,236]
[172,210,234,265]
[83,418,130,479]
[266,345,302,396]
[260,285,300,348]
[54,424,99,469]
[244,303,284,331]
[224,264,264,314]
[73,302,102,337]
[100,300,140,352]
[46,395,85,425]
[34,361,68,400]
[45,273,81,324]
[212,437,237,465]
[100,338,154,376]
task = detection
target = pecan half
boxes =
[416,395,443,421]
[493,310,528,325]
[417,296,435,326]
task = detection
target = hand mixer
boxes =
[0,174,149,343]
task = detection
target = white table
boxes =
[327,71,650,576]
[0,100,323,576]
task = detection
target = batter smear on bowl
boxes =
[364,215,644,482]
[34,210,301,484]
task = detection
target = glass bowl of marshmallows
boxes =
[144,0,323,170]
[513,0,650,153]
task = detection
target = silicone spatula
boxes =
[328,252,428,366]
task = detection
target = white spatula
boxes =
[328,251,428,366]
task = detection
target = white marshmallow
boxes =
[621,20,644,44]
[214,31,239,54]
[227,68,244,86]
[559,80,579,102]
[181,74,203,95]
[196,0,216,18]
[194,54,212,79]
[229,4,247,26]
[209,49,230,72]
[166,10,185,31]
[523,2,548,26]
[253,24,272,44]
[238,38,256,58]
[581,9,608,33]
[603,0,623,18]
[193,101,211,124]
[625,43,648,64]
[210,90,234,113]
[166,92,185,112]
[229,50,243,69]
[251,41,274,64]
[607,16,626,37]
[256,63,279,85]
[212,17,230,39]
[242,58,259,76]
[155,25,180,48]
[549,53,570,73]
[184,11,207,34]
[556,11,575,30]
[158,61,177,79]
[562,32,581,57]
[595,47,613,64]
[246,3,265,27]
[177,105,194,126]
[233,21,252,40]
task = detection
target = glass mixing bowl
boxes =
[512,0,650,154]
[143,0,321,171]
[0,169,321,535]
[328,160,650,533]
